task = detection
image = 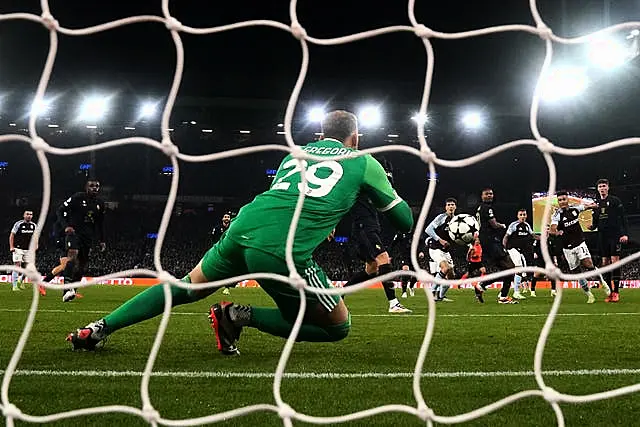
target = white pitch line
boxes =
[1,368,640,379]
[1,308,639,319]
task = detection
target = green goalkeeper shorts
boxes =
[200,233,340,320]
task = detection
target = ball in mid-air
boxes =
[447,214,479,245]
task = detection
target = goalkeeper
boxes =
[67,110,413,355]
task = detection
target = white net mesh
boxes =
[2,0,640,425]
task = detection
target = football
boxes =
[447,213,479,245]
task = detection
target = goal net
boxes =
[2,0,640,426]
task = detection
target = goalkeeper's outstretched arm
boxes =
[360,154,413,232]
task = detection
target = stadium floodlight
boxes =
[78,95,110,122]
[358,105,382,128]
[138,101,158,119]
[411,112,429,125]
[30,98,52,117]
[307,107,326,123]
[540,66,589,102]
[460,110,484,130]
[587,37,629,69]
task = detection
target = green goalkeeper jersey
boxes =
[227,138,413,260]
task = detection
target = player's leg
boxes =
[212,251,350,354]
[43,256,68,282]
[507,249,526,300]
[61,231,81,302]
[436,256,454,302]
[11,253,22,291]
[427,249,445,297]
[494,247,517,303]
[375,252,411,313]
[342,229,380,295]
[608,238,622,301]
[578,257,599,304]
[578,243,606,304]
[563,244,593,303]
[72,247,92,299]
[530,272,543,297]
[599,234,616,300]
[66,235,242,351]
[44,235,69,283]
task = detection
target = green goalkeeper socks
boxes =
[104,276,209,333]
[250,306,350,342]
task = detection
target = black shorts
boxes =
[481,238,508,263]
[521,250,535,268]
[467,261,484,278]
[532,253,544,268]
[353,226,386,262]
[59,232,91,261]
[598,233,622,258]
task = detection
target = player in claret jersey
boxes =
[549,191,608,303]
[68,110,414,355]
[592,178,629,302]
[8,210,39,293]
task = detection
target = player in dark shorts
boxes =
[56,179,106,302]
[529,230,569,297]
[40,219,73,295]
[390,231,418,298]
[344,194,412,313]
[461,234,487,303]
[592,178,629,302]
[475,187,518,304]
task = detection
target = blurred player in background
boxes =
[424,198,457,302]
[529,229,568,297]
[211,212,232,243]
[592,178,628,302]
[8,210,42,294]
[343,194,412,313]
[211,212,234,295]
[461,233,486,302]
[67,110,413,355]
[476,188,518,304]
[503,208,537,300]
[390,231,418,298]
[550,191,608,303]
[56,179,106,302]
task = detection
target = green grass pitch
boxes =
[1,284,639,426]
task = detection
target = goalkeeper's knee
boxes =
[325,316,351,342]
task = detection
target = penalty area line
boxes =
[1,368,640,379]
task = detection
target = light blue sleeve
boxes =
[425,213,446,240]
[505,221,518,236]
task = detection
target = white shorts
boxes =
[12,248,32,264]
[428,249,454,274]
[562,242,591,271]
[508,248,526,268]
